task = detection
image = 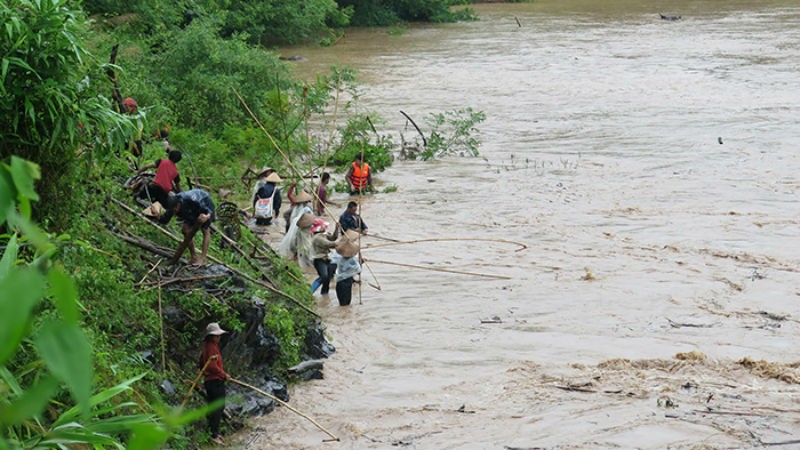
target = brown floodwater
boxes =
[245,1,800,448]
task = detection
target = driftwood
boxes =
[667,318,715,328]
[143,274,228,289]
[287,359,324,374]
[399,110,427,147]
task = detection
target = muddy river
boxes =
[246,1,800,448]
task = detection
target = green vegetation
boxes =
[1,0,487,446]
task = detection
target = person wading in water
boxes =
[345,155,371,195]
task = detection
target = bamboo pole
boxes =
[158,285,166,373]
[366,258,511,280]
[181,358,213,408]
[137,258,162,286]
[230,378,339,442]
[364,237,528,252]
[232,88,382,288]
[110,196,319,318]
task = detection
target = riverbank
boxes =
[235,1,800,446]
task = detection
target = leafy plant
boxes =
[0,157,171,449]
[410,108,485,161]
[0,0,137,228]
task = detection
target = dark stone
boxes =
[298,369,324,381]
[226,374,288,418]
[223,296,281,370]
[303,322,335,360]
[161,305,186,326]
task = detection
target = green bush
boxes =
[0,0,135,229]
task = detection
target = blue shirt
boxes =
[339,211,367,233]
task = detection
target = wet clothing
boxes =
[312,233,338,295]
[313,259,337,296]
[331,252,361,306]
[311,233,338,261]
[335,276,354,306]
[348,162,370,193]
[200,339,228,439]
[205,380,225,438]
[339,211,367,233]
[161,189,215,229]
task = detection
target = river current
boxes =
[248,1,800,448]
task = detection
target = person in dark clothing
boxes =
[160,189,215,265]
[137,149,182,206]
[253,171,282,226]
[339,201,367,234]
[199,322,229,445]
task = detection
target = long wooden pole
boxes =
[364,237,528,252]
[181,358,212,408]
[110,196,319,318]
[230,378,339,442]
[232,88,382,287]
[158,285,166,373]
[366,258,511,280]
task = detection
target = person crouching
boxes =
[160,189,215,265]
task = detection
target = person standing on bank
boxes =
[339,201,367,234]
[331,230,362,306]
[345,155,371,195]
[160,189,215,266]
[310,219,339,295]
[200,322,229,445]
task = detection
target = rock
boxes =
[303,322,335,359]
[227,374,288,418]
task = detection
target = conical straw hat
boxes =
[296,212,315,229]
[336,230,361,258]
[294,190,313,203]
[265,172,282,183]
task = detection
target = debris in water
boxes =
[581,267,596,281]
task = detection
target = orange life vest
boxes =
[351,162,370,190]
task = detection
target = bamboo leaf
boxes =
[9,156,40,202]
[0,268,44,365]
[0,234,18,278]
[0,376,58,426]
[47,267,78,324]
[35,321,93,417]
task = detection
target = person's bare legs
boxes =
[170,224,196,264]
[196,227,211,266]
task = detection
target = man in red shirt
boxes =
[315,172,339,216]
[137,149,182,207]
[199,322,229,445]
